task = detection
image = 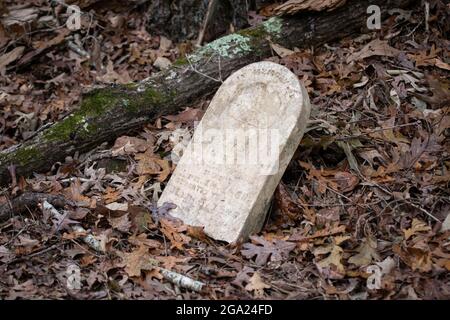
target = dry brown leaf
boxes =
[186,225,210,243]
[433,58,450,71]
[316,207,340,225]
[348,237,380,266]
[403,219,431,240]
[96,59,132,84]
[135,150,171,182]
[334,171,359,193]
[128,233,161,249]
[153,56,172,70]
[408,247,433,273]
[270,42,295,58]
[274,182,301,219]
[245,272,270,298]
[164,108,204,123]
[241,236,296,266]
[315,244,345,279]
[80,254,97,267]
[408,46,450,71]
[105,202,128,211]
[64,179,92,206]
[334,235,351,245]
[393,244,432,273]
[32,28,70,50]
[299,161,339,194]
[112,136,151,156]
[411,77,450,108]
[435,258,450,271]
[121,245,156,277]
[159,36,172,52]
[0,245,13,263]
[346,39,400,63]
[290,224,346,241]
[129,206,154,234]
[159,217,191,250]
[376,256,396,275]
[17,235,39,248]
[0,46,24,72]
[15,28,71,67]
[103,186,121,204]
[108,213,131,233]
[156,255,190,270]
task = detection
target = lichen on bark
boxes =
[195,34,252,59]
[262,17,283,37]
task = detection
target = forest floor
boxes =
[0,0,449,299]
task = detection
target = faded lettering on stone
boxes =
[158,61,311,243]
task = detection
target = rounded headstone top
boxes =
[158,61,311,243]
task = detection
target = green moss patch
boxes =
[14,145,41,165]
[43,84,173,142]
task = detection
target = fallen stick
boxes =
[42,201,105,252]
[71,224,105,252]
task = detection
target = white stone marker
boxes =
[158,61,311,243]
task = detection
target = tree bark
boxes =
[0,0,418,186]
[0,193,67,222]
[147,0,250,43]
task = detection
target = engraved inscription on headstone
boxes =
[158,61,311,243]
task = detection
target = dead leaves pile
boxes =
[0,0,449,300]
[0,0,180,152]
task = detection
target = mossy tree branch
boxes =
[0,0,417,186]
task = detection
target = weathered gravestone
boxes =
[158,61,311,243]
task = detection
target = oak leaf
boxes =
[135,150,171,182]
[346,39,400,63]
[403,219,431,240]
[159,217,191,250]
[121,245,156,277]
[245,272,270,298]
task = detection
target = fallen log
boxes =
[0,192,67,221]
[147,0,250,43]
[0,0,418,186]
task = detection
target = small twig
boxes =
[365,180,441,223]
[160,268,205,292]
[42,201,105,252]
[72,224,105,252]
[407,201,441,223]
[0,192,67,222]
[424,1,430,33]
[186,55,223,83]
[23,122,54,142]
[67,40,90,58]
[218,55,223,82]
[60,177,91,183]
[77,149,113,167]
[8,244,61,264]
[196,0,217,46]
[336,121,421,141]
